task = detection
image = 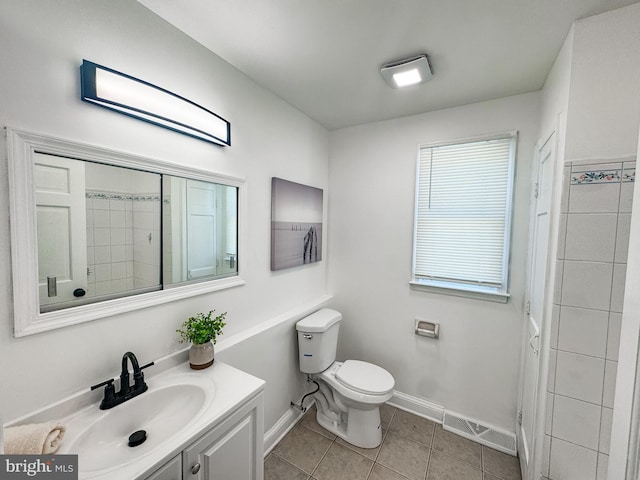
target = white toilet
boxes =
[296,308,395,448]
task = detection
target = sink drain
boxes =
[128,430,147,447]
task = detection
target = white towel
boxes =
[3,421,66,454]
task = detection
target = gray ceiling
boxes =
[138,0,639,130]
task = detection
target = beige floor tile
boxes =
[426,450,482,480]
[482,447,521,480]
[389,409,436,446]
[377,432,430,480]
[266,408,524,480]
[432,425,482,468]
[301,405,338,440]
[368,463,412,480]
[335,428,386,460]
[313,443,373,480]
[265,454,310,480]
[380,404,397,429]
[274,425,332,474]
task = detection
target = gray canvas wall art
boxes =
[271,177,323,271]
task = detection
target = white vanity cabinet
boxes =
[183,393,263,480]
[21,360,264,480]
[144,392,263,480]
[146,455,182,480]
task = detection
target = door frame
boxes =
[516,123,562,480]
[607,112,640,480]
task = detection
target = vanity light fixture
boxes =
[380,55,432,89]
[80,60,230,146]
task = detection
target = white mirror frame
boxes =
[6,127,246,337]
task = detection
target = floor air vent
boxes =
[442,411,517,456]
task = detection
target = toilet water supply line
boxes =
[290,375,320,412]
[291,376,341,423]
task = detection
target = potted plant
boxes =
[177,310,227,369]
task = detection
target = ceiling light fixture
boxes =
[380,55,432,89]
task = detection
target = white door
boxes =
[186,179,217,280]
[517,131,555,480]
[34,153,87,309]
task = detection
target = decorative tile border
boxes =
[569,159,635,185]
[622,167,636,183]
[86,190,160,202]
[571,169,620,185]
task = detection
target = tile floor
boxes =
[265,404,522,480]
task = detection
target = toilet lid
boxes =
[336,360,394,395]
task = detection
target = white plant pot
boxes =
[189,341,214,370]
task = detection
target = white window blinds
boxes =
[413,134,516,295]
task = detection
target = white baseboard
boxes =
[264,407,305,456]
[387,390,517,456]
[387,390,445,424]
[264,390,517,457]
[443,409,517,456]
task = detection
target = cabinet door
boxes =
[146,455,182,480]
[183,394,263,480]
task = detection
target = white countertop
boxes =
[10,360,264,480]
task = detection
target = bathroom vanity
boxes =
[10,359,264,480]
[145,393,262,480]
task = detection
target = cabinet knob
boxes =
[191,463,201,475]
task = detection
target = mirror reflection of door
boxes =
[186,179,218,280]
[35,153,88,309]
[163,177,238,285]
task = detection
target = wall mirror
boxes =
[7,128,244,336]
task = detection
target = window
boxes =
[411,132,516,302]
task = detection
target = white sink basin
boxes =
[61,372,215,476]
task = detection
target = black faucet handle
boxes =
[90,378,117,410]
[100,381,116,409]
[133,361,155,390]
[140,361,155,371]
[90,378,114,391]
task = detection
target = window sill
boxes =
[409,280,510,304]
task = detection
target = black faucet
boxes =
[90,352,154,410]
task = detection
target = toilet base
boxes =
[315,404,383,449]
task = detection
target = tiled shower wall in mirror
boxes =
[85,190,161,298]
[543,158,635,480]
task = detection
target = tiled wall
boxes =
[132,194,161,289]
[86,190,161,298]
[542,158,635,480]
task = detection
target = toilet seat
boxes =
[336,360,395,395]
[318,361,395,404]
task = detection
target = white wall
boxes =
[328,92,540,430]
[539,26,573,158]
[565,4,640,162]
[0,0,329,426]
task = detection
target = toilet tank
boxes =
[296,308,341,374]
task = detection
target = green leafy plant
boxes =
[177,310,227,345]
